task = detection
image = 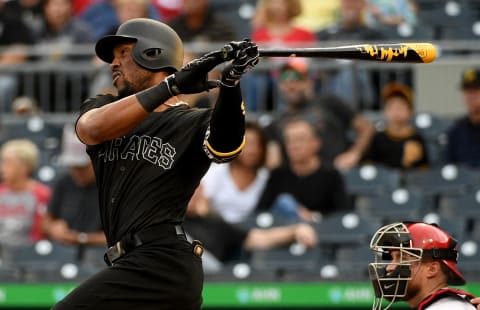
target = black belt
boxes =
[104,224,187,266]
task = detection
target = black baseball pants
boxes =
[51,237,203,310]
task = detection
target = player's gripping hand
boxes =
[221,39,259,88]
[164,50,225,96]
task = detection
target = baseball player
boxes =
[52,18,259,309]
[368,222,476,310]
[473,298,480,309]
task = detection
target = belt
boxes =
[104,223,188,266]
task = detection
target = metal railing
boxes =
[0,40,478,115]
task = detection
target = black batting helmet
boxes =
[95,18,184,73]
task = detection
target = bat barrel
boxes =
[258,43,436,64]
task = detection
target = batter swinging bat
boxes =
[257,43,437,64]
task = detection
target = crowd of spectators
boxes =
[0,0,479,282]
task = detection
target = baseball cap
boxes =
[279,58,309,81]
[381,82,414,108]
[57,124,90,167]
[461,68,480,89]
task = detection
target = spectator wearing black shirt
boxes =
[445,68,480,168]
[364,82,429,169]
[42,124,105,246]
[257,117,350,222]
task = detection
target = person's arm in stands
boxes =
[335,114,374,171]
[42,214,106,246]
[243,223,317,250]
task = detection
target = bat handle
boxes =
[220,40,257,61]
[221,44,236,61]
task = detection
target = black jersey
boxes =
[79,95,213,245]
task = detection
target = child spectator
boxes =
[0,139,51,246]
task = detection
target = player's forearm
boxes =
[204,85,245,162]
[76,95,150,145]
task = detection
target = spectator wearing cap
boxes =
[41,124,105,246]
[363,82,429,170]
[444,69,480,168]
[264,59,374,171]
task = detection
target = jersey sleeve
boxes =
[203,85,246,163]
[77,94,118,118]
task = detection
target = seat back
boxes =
[366,188,433,224]
[342,164,401,197]
[404,164,477,197]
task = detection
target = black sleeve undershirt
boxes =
[205,84,245,159]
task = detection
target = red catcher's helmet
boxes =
[406,222,465,285]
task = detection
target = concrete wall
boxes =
[414,57,480,118]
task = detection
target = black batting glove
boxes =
[164,50,225,96]
[221,39,260,88]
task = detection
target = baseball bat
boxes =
[257,43,436,63]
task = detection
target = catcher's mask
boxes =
[368,222,464,310]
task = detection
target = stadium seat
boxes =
[413,113,452,166]
[210,0,256,40]
[341,164,401,197]
[208,260,279,282]
[2,241,80,282]
[0,116,63,153]
[313,211,381,261]
[404,164,477,198]
[416,0,475,40]
[3,241,78,265]
[380,23,436,41]
[0,265,23,282]
[365,188,434,224]
[439,187,480,220]
[413,112,451,141]
[457,240,480,280]
[421,212,467,242]
[79,245,108,268]
[332,244,375,281]
[235,211,299,231]
[250,244,329,280]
